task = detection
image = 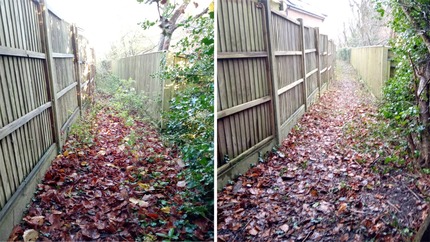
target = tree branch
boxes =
[171,7,209,32]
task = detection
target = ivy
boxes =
[158,4,214,240]
[376,0,430,166]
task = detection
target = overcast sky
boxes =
[48,0,159,58]
[305,0,352,39]
[47,0,351,58]
[47,0,211,59]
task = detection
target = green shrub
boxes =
[159,8,214,240]
[337,48,351,62]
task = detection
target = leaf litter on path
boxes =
[8,106,208,241]
[217,61,430,241]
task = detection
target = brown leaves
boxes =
[218,70,429,241]
[9,107,208,241]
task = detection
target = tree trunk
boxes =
[158,34,166,51]
[162,33,172,51]
[418,64,430,167]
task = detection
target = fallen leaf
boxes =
[249,228,258,235]
[80,161,89,167]
[138,183,151,191]
[161,206,171,214]
[129,197,149,207]
[24,216,45,226]
[338,202,348,213]
[23,229,38,242]
[279,224,289,232]
[147,213,159,219]
[310,188,318,197]
[177,180,187,187]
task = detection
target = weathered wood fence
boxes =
[0,0,95,238]
[112,52,186,122]
[350,46,394,98]
[217,0,336,187]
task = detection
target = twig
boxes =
[302,229,314,242]
[386,200,400,213]
[367,157,380,167]
[409,184,424,200]
[350,209,368,214]
[230,218,252,242]
[390,175,422,200]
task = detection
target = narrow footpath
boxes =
[8,105,209,241]
[218,61,430,241]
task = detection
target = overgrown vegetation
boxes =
[96,70,155,124]
[95,2,214,240]
[337,47,351,62]
[158,3,214,239]
[377,0,430,168]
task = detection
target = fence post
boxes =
[90,48,96,106]
[315,27,321,98]
[262,0,281,144]
[39,0,62,153]
[327,40,330,84]
[161,52,170,129]
[298,18,307,111]
[71,25,82,116]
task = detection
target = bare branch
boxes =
[172,7,209,32]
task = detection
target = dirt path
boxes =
[8,106,209,241]
[218,61,430,241]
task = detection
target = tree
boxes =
[137,0,208,51]
[105,29,157,60]
[154,2,214,239]
[340,0,391,47]
[378,0,430,167]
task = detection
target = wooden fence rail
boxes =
[217,0,336,188]
[0,0,95,239]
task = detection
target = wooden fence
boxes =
[112,52,186,122]
[0,0,95,239]
[217,0,336,187]
[350,46,394,98]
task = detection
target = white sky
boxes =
[47,0,211,59]
[47,0,159,59]
[304,0,353,40]
[47,0,351,58]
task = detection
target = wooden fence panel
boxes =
[0,0,95,239]
[319,34,329,91]
[270,12,304,141]
[217,0,336,188]
[112,51,166,121]
[304,26,318,106]
[217,0,275,178]
[350,46,389,98]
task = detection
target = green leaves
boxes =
[139,19,156,30]
[155,4,214,240]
